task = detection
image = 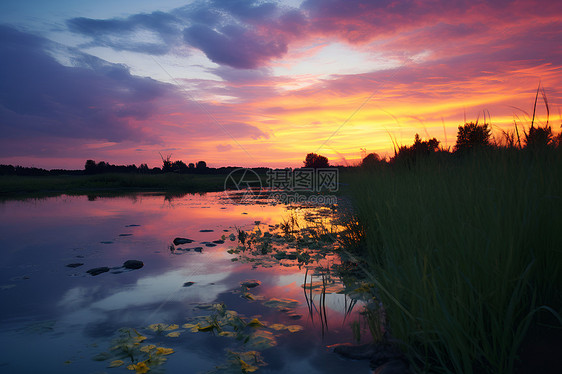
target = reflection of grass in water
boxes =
[345,149,562,373]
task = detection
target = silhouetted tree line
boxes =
[0,164,84,176]
[358,120,562,170]
[84,160,149,174]
[158,154,209,173]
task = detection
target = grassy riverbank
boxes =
[0,173,231,199]
[345,148,562,373]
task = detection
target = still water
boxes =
[0,193,370,373]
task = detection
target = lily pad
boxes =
[108,359,124,367]
[247,318,266,328]
[262,298,299,310]
[246,330,277,350]
[147,323,178,332]
[127,361,150,373]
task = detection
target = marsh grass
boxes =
[345,148,562,373]
[0,173,229,199]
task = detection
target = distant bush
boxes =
[303,153,329,168]
[455,122,491,152]
[392,134,440,166]
[361,153,383,168]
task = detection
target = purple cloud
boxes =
[67,11,182,54]
[184,24,288,69]
[0,25,168,144]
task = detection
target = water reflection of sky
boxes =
[0,193,370,373]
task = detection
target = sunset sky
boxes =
[1,0,561,169]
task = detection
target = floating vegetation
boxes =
[262,298,299,311]
[225,208,345,274]
[147,323,179,333]
[109,359,125,367]
[90,203,368,374]
[95,328,175,373]
[208,350,267,373]
[268,323,304,333]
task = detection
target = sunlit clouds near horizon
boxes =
[1,0,561,169]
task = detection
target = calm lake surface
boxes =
[0,193,370,373]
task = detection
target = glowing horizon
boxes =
[1,1,561,170]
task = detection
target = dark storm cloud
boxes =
[0,25,167,143]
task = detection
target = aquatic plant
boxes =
[98,328,175,373]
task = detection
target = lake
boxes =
[0,192,371,373]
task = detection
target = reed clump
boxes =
[346,148,562,373]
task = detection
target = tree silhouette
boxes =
[361,152,382,168]
[304,153,329,168]
[196,160,207,169]
[172,160,188,171]
[455,122,491,152]
[84,159,96,174]
[160,153,173,172]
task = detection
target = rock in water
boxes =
[123,260,144,270]
[87,267,110,276]
[173,238,194,245]
[66,263,84,268]
[241,280,261,288]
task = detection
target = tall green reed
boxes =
[346,148,562,373]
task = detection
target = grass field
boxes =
[0,173,232,199]
[344,148,562,373]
